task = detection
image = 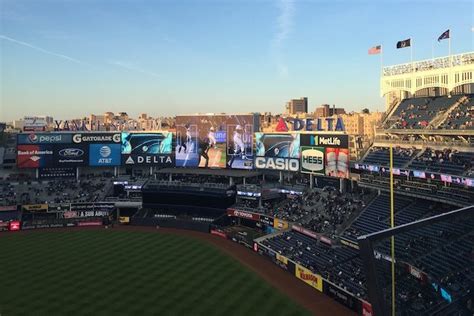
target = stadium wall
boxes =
[254,241,373,316]
[130,217,210,233]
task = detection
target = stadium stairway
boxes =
[429,95,469,129]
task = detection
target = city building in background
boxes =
[285,97,308,115]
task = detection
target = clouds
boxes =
[0,34,83,64]
[272,0,295,78]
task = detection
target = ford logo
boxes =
[59,148,84,157]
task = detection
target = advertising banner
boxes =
[273,218,289,230]
[9,221,21,231]
[0,206,17,212]
[38,167,77,179]
[300,146,325,174]
[175,114,256,169]
[361,300,373,316]
[276,253,288,265]
[227,209,261,221]
[119,216,130,224]
[53,144,88,166]
[260,215,274,227]
[0,222,9,232]
[68,202,115,218]
[72,133,121,144]
[210,229,227,239]
[295,264,323,292]
[17,145,54,168]
[121,132,173,167]
[18,133,72,145]
[340,237,360,250]
[300,133,349,178]
[22,204,49,212]
[255,133,300,171]
[323,281,360,312]
[89,144,121,166]
[77,221,103,227]
[23,116,47,132]
[300,133,349,148]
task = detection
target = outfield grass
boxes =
[0,230,310,316]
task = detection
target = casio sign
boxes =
[255,157,299,171]
[301,148,324,172]
[59,148,84,157]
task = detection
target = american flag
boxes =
[368,45,382,55]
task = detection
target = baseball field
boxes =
[0,229,311,316]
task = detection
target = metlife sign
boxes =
[89,144,121,166]
[300,134,349,148]
[73,133,121,144]
[18,133,72,144]
[300,146,325,175]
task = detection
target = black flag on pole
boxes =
[396,38,411,49]
[438,30,450,42]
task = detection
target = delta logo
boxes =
[275,117,345,132]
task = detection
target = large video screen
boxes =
[16,132,124,168]
[175,114,256,169]
[254,133,300,171]
[121,132,174,166]
[300,133,349,178]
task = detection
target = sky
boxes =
[1,0,473,121]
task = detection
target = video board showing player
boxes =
[175,114,256,169]
[255,133,300,158]
[175,123,199,167]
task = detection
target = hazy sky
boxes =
[1,0,473,121]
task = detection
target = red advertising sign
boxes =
[9,221,21,231]
[77,221,102,227]
[292,225,318,239]
[210,229,227,239]
[361,300,373,316]
[253,242,258,252]
[227,209,260,221]
[0,205,17,212]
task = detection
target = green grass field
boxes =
[0,230,310,316]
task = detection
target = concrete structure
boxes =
[381,52,474,109]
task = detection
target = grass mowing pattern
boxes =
[0,230,310,316]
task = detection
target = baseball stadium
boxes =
[2,50,473,315]
[1,10,474,315]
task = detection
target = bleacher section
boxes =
[342,194,412,242]
[387,95,466,129]
[409,148,474,176]
[361,147,419,168]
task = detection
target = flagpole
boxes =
[381,45,384,76]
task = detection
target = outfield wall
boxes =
[254,241,373,316]
[130,217,210,233]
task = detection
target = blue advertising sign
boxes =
[89,144,121,166]
[18,133,72,144]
